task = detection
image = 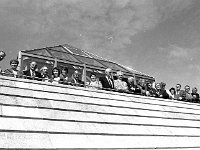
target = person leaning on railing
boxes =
[50,67,61,84]
[40,65,50,82]
[114,71,128,93]
[191,87,199,103]
[99,68,114,91]
[4,59,23,78]
[23,61,42,81]
[68,70,84,87]
[86,73,102,90]
[59,67,70,85]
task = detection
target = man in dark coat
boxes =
[99,68,114,91]
[23,61,42,81]
[67,70,84,87]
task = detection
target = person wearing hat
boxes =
[4,59,23,78]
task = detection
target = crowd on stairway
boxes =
[0,51,199,103]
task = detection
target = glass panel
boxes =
[48,50,81,63]
[21,55,55,77]
[48,46,70,53]
[63,44,89,57]
[25,48,53,58]
[98,60,129,73]
[74,55,106,68]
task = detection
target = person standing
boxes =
[174,84,185,101]
[60,67,70,85]
[0,51,6,73]
[114,71,128,92]
[4,59,22,78]
[86,73,102,90]
[191,87,199,103]
[68,70,84,87]
[40,66,50,82]
[23,61,42,81]
[99,68,114,91]
[184,85,193,102]
[50,67,61,84]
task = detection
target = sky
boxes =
[0,0,200,90]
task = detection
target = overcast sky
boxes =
[0,0,200,90]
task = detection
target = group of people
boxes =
[0,50,199,103]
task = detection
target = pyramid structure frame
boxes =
[18,43,155,82]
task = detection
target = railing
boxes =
[0,71,199,104]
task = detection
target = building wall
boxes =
[0,75,199,149]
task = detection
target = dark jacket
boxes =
[67,77,84,87]
[23,70,42,81]
[99,76,114,90]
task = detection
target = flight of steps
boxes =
[0,75,200,149]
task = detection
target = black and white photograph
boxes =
[0,0,200,149]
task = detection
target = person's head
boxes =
[192,87,198,93]
[0,51,6,61]
[176,84,181,91]
[40,66,48,75]
[10,59,19,70]
[90,73,97,82]
[52,67,60,78]
[160,82,166,90]
[139,78,146,86]
[155,83,161,90]
[184,85,190,93]
[128,77,135,84]
[147,82,152,89]
[169,87,176,95]
[30,61,37,71]
[61,67,68,76]
[116,71,123,80]
[73,70,80,80]
[105,68,112,78]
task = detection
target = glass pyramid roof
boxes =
[21,43,154,79]
[24,48,53,58]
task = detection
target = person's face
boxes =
[185,86,190,93]
[53,69,59,77]
[176,84,181,91]
[30,62,37,71]
[74,73,79,79]
[105,69,112,77]
[148,83,152,88]
[156,84,161,90]
[11,62,18,70]
[0,52,5,61]
[61,69,67,75]
[91,75,96,82]
[192,88,197,93]
[170,89,175,95]
[43,67,48,74]
[118,74,123,80]
[128,78,134,83]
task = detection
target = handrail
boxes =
[0,72,199,104]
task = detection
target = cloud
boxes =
[160,44,200,66]
[168,45,190,59]
[0,0,196,61]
